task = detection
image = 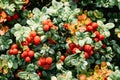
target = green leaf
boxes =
[26,64,35,72]
[18,71,29,79]
[78,39,85,47]
[8,60,13,68]
[51,76,57,80]
[103,30,110,37]
[105,23,115,29]
[29,72,40,80]
[32,8,41,15]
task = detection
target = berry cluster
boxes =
[38,57,53,69]
[22,30,41,46]
[21,48,34,62]
[42,19,56,31]
[94,31,104,42]
[9,44,18,55]
[86,22,98,32]
[68,43,93,59]
[7,14,19,21]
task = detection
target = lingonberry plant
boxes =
[0,0,120,80]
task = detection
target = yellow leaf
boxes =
[117,33,120,38]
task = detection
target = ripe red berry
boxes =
[72,48,78,54]
[89,50,94,56]
[39,57,46,65]
[13,14,19,20]
[64,23,68,29]
[38,60,42,66]
[42,20,48,25]
[7,16,12,21]
[37,71,42,77]
[21,41,29,46]
[94,37,99,42]
[11,44,18,49]
[12,48,18,55]
[30,31,36,38]
[84,44,92,52]
[9,49,13,55]
[99,34,104,40]
[47,19,51,23]
[46,57,53,64]
[92,22,98,30]
[33,36,41,45]
[60,55,65,61]
[43,64,51,70]
[49,38,56,44]
[25,56,31,62]
[25,48,30,52]
[48,22,53,27]
[69,43,76,50]
[86,25,93,32]
[94,31,100,38]
[21,51,28,58]
[102,44,106,49]
[43,25,50,31]
[26,37,32,43]
[28,50,34,58]
[84,52,89,59]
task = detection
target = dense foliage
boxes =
[0,0,120,80]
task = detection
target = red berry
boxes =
[43,64,51,70]
[92,22,98,30]
[28,50,34,58]
[84,44,92,52]
[25,48,30,52]
[42,20,48,25]
[102,44,106,48]
[60,55,65,61]
[12,48,18,55]
[26,37,32,43]
[43,25,50,31]
[37,71,42,77]
[89,50,94,56]
[99,34,104,40]
[21,51,28,58]
[46,57,53,64]
[64,23,68,29]
[25,56,31,62]
[69,43,76,50]
[94,31,100,38]
[21,6,26,10]
[13,14,19,20]
[51,25,57,30]
[38,60,42,66]
[47,19,51,23]
[21,41,29,46]
[30,31,36,38]
[72,48,78,54]
[39,57,46,65]
[86,25,93,32]
[7,16,12,21]
[11,44,18,49]
[84,52,89,59]
[94,37,99,42]
[33,36,41,45]
[9,49,13,55]
[76,45,82,50]
[48,22,53,27]
[49,38,56,44]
